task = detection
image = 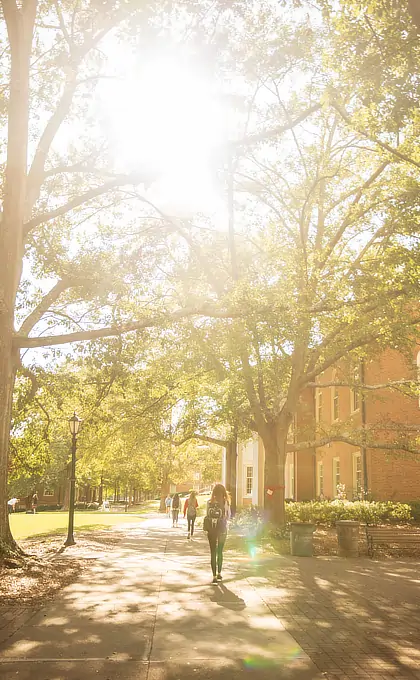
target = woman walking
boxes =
[204,483,230,584]
[171,493,180,527]
[183,491,198,539]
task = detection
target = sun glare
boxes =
[102,57,228,216]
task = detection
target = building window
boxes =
[43,488,54,497]
[353,453,362,498]
[332,387,339,421]
[351,366,360,412]
[417,352,420,407]
[316,390,323,423]
[317,461,324,497]
[332,458,340,497]
[246,466,253,495]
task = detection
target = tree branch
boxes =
[24,175,156,234]
[331,100,420,170]
[173,433,228,448]
[18,278,71,335]
[287,435,420,455]
[14,305,238,348]
[233,103,321,151]
[307,380,416,392]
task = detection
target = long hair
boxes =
[189,490,196,502]
[210,483,228,505]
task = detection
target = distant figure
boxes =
[31,491,38,514]
[7,497,19,514]
[101,500,110,512]
[171,493,180,527]
[183,491,198,539]
[203,483,230,584]
[165,494,172,515]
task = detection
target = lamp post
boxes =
[64,411,82,547]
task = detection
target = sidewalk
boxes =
[0,514,419,679]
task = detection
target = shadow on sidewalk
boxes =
[0,518,318,680]
[209,582,246,611]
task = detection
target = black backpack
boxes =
[172,496,179,509]
[204,501,226,532]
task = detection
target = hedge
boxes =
[285,499,413,525]
[231,500,414,531]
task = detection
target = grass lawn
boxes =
[9,511,147,540]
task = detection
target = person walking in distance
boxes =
[183,491,198,539]
[203,483,230,584]
[31,491,38,514]
[165,494,172,516]
[171,493,180,527]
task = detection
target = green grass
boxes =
[9,511,147,540]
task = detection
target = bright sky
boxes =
[98,52,230,218]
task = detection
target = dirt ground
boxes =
[0,530,121,605]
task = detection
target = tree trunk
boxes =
[225,439,237,516]
[261,423,288,527]
[0,1,37,554]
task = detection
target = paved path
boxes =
[0,514,419,679]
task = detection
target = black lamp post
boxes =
[64,411,82,547]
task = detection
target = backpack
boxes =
[172,496,179,509]
[204,501,226,533]
[187,499,197,518]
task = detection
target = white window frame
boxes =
[316,389,323,423]
[417,351,420,408]
[332,387,339,421]
[316,461,324,497]
[351,366,360,413]
[332,457,340,497]
[352,452,362,497]
[43,488,54,497]
[245,466,253,496]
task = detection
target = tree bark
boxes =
[0,0,37,553]
[261,422,288,527]
[225,438,237,516]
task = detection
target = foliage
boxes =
[285,500,413,526]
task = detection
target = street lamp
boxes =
[64,411,82,547]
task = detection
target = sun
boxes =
[101,55,228,216]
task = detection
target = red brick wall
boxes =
[364,347,420,500]
[313,347,420,501]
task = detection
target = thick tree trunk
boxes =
[225,438,237,516]
[0,0,37,555]
[261,423,288,527]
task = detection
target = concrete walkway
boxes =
[0,514,419,680]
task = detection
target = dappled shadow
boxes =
[3,515,419,679]
[0,515,316,679]
[256,556,420,679]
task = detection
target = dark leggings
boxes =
[207,531,227,576]
[187,515,196,535]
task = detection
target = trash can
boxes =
[336,520,360,557]
[290,522,316,557]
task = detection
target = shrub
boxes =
[37,504,63,512]
[408,501,420,523]
[230,506,267,539]
[285,499,412,526]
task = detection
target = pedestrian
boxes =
[183,491,198,539]
[203,483,231,584]
[31,491,38,514]
[7,497,19,514]
[165,494,172,515]
[171,493,180,527]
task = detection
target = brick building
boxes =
[230,346,420,508]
